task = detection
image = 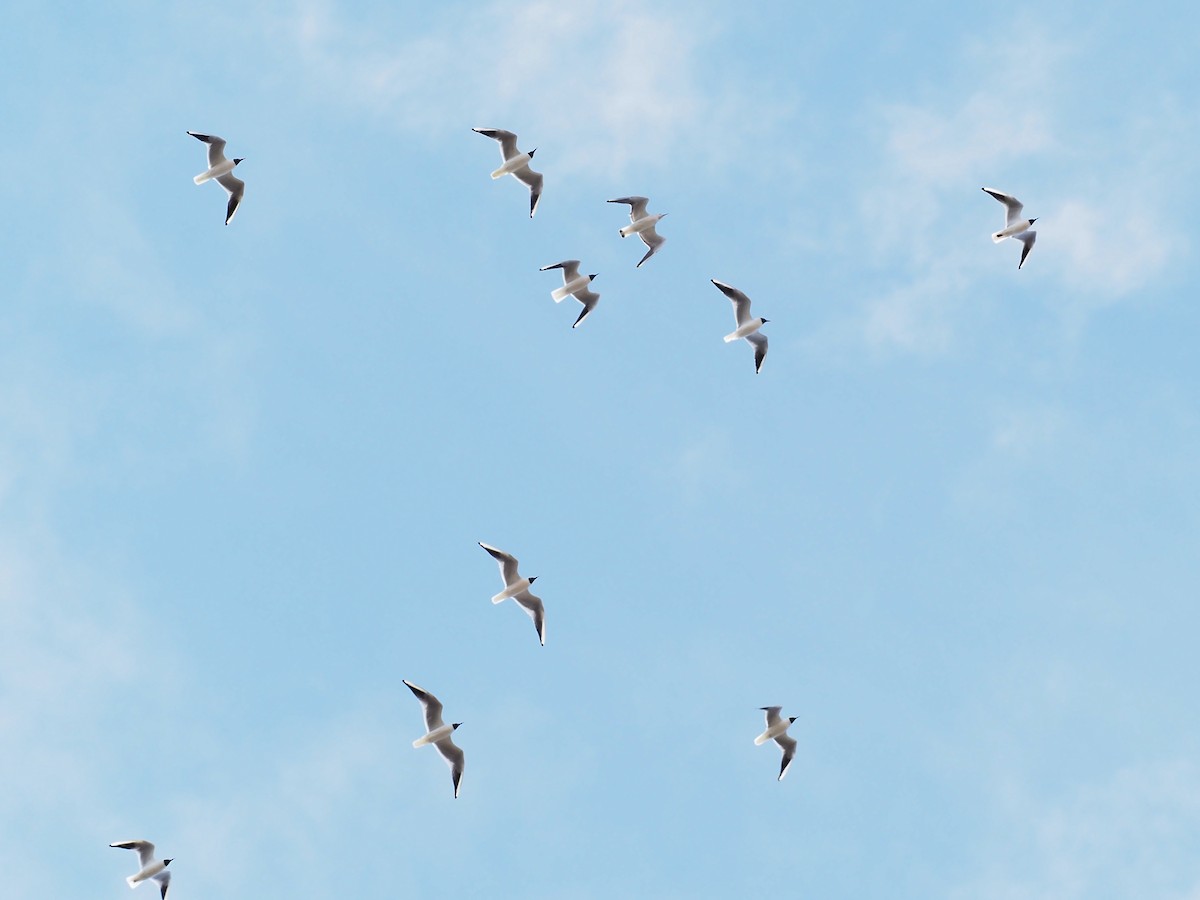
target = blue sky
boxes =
[3,1,1199,897]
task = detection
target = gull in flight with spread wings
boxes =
[982,187,1038,269]
[712,279,769,374]
[473,127,544,217]
[187,131,245,225]
[403,680,466,798]
[479,541,546,646]
[753,707,798,781]
[608,196,667,267]
[540,260,600,329]
[109,840,173,898]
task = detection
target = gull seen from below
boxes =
[754,707,798,781]
[473,127,544,217]
[608,196,667,267]
[982,187,1038,269]
[187,131,245,225]
[712,279,769,374]
[540,261,600,329]
[479,541,546,646]
[403,680,466,798]
[109,840,173,898]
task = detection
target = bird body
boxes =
[473,127,544,216]
[982,187,1038,268]
[110,841,173,897]
[403,680,466,798]
[712,279,770,373]
[479,542,546,645]
[187,131,245,225]
[754,707,798,780]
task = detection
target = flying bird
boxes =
[479,541,546,646]
[473,128,544,217]
[753,707,798,781]
[982,187,1038,269]
[712,279,769,373]
[608,196,667,267]
[109,840,173,898]
[540,261,600,329]
[403,680,466,798]
[187,131,245,225]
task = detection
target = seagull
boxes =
[479,541,545,646]
[982,187,1037,269]
[187,132,245,225]
[753,707,798,781]
[403,680,466,799]
[540,261,600,329]
[608,196,667,267]
[712,279,769,373]
[473,128,543,217]
[109,840,174,897]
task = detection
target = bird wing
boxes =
[636,227,666,268]
[761,706,783,727]
[982,187,1024,227]
[513,165,543,217]
[746,332,768,374]
[609,196,650,221]
[473,127,520,160]
[434,737,465,798]
[479,542,521,586]
[110,841,156,868]
[572,290,600,328]
[403,680,446,731]
[712,279,753,326]
[774,734,797,780]
[513,590,546,646]
[539,260,581,282]
[152,871,171,900]
[187,131,228,168]
[1015,230,1037,269]
[216,172,245,225]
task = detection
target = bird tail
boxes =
[491,591,509,604]
[126,876,139,889]
[490,167,507,180]
[619,225,632,238]
[991,231,1007,243]
[550,285,572,303]
[754,732,771,746]
[723,331,741,343]
[194,170,214,185]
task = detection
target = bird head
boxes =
[529,576,538,584]
[789,717,797,724]
[233,158,245,166]
[163,859,174,867]
[528,148,537,158]
[589,274,599,281]
[452,723,462,730]
[761,318,770,324]
[1029,217,1038,224]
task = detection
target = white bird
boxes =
[608,196,667,267]
[753,707,798,781]
[473,128,544,217]
[187,131,245,225]
[479,541,546,646]
[110,840,174,898]
[540,261,600,329]
[403,680,466,799]
[712,279,769,373]
[982,187,1037,269]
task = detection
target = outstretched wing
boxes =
[982,187,1024,227]
[608,196,650,221]
[572,290,600,328]
[472,127,520,160]
[775,734,797,780]
[434,737,465,798]
[479,542,520,586]
[216,172,244,225]
[539,260,581,282]
[636,227,666,268]
[403,679,446,732]
[1015,230,1036,269]
[187,131,228,168]
[513,590,546,646]
[110,840,155,868]
[152,871,171,900]
[712,279,753,326]
[513,165,543,217]
[746,332,768,374]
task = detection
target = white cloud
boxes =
[272,0,790,178]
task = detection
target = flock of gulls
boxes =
[108,126,1040,897]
